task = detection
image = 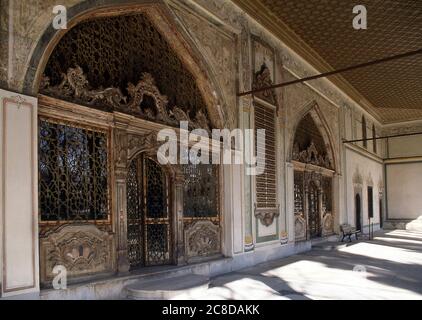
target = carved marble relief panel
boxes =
[184,220,220,261]
[40,224,115,285]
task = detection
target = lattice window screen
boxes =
[254,103,277,208]
[294,171,304,215]
[38,118,109,222]
[183,164,219,218]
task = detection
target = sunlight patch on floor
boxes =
[373,236,422,245]
[338,242,422,265]
[385,230,422,239]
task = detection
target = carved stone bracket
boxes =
[252,63,278,106]
[254,206,280,227]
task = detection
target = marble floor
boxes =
[175,230,422,300]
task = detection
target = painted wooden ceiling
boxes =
[234,0,422,124]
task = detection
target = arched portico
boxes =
[34,4,225,286]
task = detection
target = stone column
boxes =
[174,171,186,265]
[285,162,295,243]
[333,173,342,234]
[114,129,130,274]
[304,171,310,240]
[240,27,254,252]
[318,182,324,236]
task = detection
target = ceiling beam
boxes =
[343,131,422,144]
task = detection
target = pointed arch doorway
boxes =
[127,153,172,268]
[355,193,362,231]
[292,109,336,241]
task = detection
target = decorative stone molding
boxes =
[184,220,220,259]
[252,63,278,105]
[41,66,212,133]
[115,129,128,169]
[127,132,159,160]
[254,206,280,227]
[40,224,114,285]
[294,215,306,241]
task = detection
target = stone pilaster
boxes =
[114,128,130,274]
[174,171,186,265]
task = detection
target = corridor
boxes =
[177,230,422,300]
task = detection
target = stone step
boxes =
[383,220,409,230]
[126,274,210,300]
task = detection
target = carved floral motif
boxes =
[252,63,278,105]
[254,207,279,227]
[40,224,114,284]
[127,132,161,160]
[41,66,212,133]
[184,220,220,259]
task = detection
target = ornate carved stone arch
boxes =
[24,1,226,129]
[289,101,338,172]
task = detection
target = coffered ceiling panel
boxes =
[235,0,422,123]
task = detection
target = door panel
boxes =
[356,194,362,231]
[127,155,171,268]
[308,181,321,238]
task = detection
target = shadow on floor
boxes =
[207,230,422,299]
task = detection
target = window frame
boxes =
[253,99,278,210]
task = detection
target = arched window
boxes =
[372,124,377,154]
[362,116,367,149]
